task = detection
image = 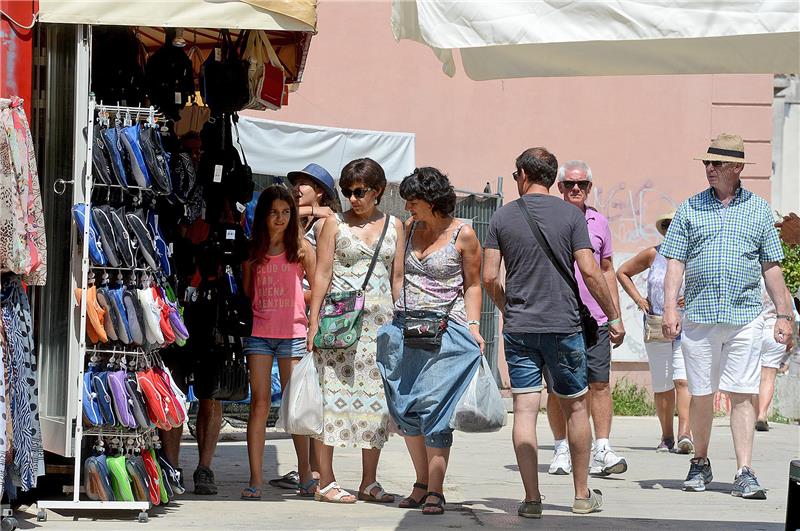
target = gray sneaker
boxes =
[731,466,767,500]
[518,499,542,519]
[683,457,713,492]
[193,465,218,495]
[572,489,603,514]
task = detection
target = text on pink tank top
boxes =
[250,253,307,339]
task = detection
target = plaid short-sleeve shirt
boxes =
[660,185,784,325]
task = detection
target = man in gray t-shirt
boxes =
[483,147,625,518]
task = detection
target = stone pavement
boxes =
[20,416,798,530]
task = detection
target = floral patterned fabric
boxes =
[0,98,47,285]
[313,214,397,449]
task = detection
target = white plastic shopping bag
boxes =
[275,354,323,435]
[450,356,507,433]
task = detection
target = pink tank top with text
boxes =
[250,253,307,339]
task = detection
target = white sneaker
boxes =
[548,445,572,475]
[589,444,628,476]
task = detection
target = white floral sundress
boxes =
[313,214,396,449]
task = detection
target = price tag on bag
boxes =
[226,229,236,240]
[213,165,223,183]
[174,92,182,105]
[235,202,246,213]
[215,48,222,62]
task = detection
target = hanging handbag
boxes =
[200,30,250,115]
[193,334,248,401]
[314,214,391,350]
[256,32,286,110]
[515,199,599,348]
[401,223,459,348]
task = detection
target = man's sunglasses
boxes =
[563,180,591,190]
[702,160,725,167]
[341,187,372,199]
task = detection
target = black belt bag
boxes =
[403,308,451,349]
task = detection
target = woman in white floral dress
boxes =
[307,158,405,504]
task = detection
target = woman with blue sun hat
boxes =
[288,163,342,246]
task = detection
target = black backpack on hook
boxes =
[145,30,195,121]
[199,30,250,115]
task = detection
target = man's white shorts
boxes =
[755,315,789,369]
[680,318,762,395]
[644,340,687,393]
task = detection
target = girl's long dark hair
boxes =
[251,185,304,264]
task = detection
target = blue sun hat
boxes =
[286,163,341,211]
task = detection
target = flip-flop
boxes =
[268,470,299,490]
[241,486,261,500]
[357,481,395,503]
[298,478,319,497]
[106,455,135,502]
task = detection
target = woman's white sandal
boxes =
[358,481,395,503]
[314,481,356,504]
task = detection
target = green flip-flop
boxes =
[106,455,135,502]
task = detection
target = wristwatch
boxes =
[776,314,794,322]
[467,320,480,326]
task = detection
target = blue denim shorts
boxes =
[503,331,588,398]
[376,316,482,448]
[242,337,307,358]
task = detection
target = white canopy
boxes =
[236,116,416,182]
[391,1,800,79]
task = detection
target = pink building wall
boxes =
[267,1,775,389]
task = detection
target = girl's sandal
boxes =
[297,478,319,497]
[398,482,428,509]
[357,481,395,503]
[241,486,262,500]
[422,492,446,516]
[314,481,357,504]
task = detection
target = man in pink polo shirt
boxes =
[546,160,628,477]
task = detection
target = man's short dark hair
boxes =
[399,167,456,217]
[516,147,559,188]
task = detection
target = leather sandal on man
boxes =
[422,492,446,515]
[358,481,395,503]
[315,482,356,504]
[398,482,428,508]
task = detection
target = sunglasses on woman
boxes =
[341,187,372,199]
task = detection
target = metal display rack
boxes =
[36,99,161,523]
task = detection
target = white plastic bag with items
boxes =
[275,354,323,435]
[449,356,507,433]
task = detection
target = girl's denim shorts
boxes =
[243,337,307,359]
[376,314,481,448]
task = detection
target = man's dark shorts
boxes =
[503,331,589,398]
[586,325,610,384]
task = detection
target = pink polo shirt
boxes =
[250,253,308,339]
[573,207,613,325]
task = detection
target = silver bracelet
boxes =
[467,320,480,326]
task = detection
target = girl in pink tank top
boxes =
[241,185,317,500]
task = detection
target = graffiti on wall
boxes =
[591,179,678,251]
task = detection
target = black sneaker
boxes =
[193,465,218,495]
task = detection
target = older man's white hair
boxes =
[557,160,593,182]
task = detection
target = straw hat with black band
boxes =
[693,133,755,164]
[656,211,675,236]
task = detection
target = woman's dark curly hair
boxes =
[399,167,456,217]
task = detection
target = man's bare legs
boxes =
[728,392,757,469]
[754,367,778,424]
[675,379,692,439]
[690,394,714,459]
[559,394,592,499]
[653,390,676,442]
[512,392,542,502]
[193,398,222,494]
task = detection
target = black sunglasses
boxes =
[512,170,520,181]
[563,180,591,190]
[341,187,372,199]
[702,160,725,167]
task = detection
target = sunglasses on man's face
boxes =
[341,187,372,199]
[563,180,591,190]
[512,170,520,181]
[702,160,725,167]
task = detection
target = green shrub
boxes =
[612,378,656,416]
[781,241,800,295]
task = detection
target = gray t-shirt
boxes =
[485,194,593,334]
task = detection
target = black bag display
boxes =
[199,30,250,115]
[193,335,248,402]
[91,26,147,107]
[145,36,195,120]
[515,198,599,348]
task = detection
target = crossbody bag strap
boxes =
[402,221,417,313]
[515,198,582,301]
[361,213,391,292]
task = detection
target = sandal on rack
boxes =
[314,482,356,504]
[298,478,319,497]
[240,486,262,500]
[422,492,446,515]
[398,482,428,509]
[358,481,395,503]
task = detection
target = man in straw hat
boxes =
[660,133,794,500]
